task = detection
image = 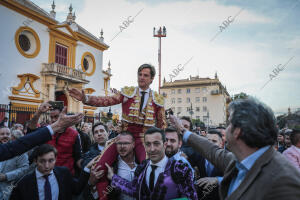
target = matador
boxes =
[69,64,167,200]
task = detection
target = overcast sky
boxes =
[33,0,300,114]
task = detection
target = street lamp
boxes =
[107,107,113,120]
[206,111,210,133]
[189,103,194,120]
[153,26,167,94]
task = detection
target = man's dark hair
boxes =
[290,129,300,146]
[165,126,182,141]
[92,122,108,133]
[119,131,135,141]
[228,97,278,148]
[33,144,57,160]
[138,64,156,79]
[144,127,165,142]
[208,129,222,139]
[180,116,193,131]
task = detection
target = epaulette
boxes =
[121,86,137,98]
[152,91,165,107]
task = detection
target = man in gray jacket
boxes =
[0,127,29,200]
[171,97,300,200]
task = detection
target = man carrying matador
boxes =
[69,63,167,200]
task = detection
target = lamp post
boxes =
[107,107,113,120]
[189,103,194,121]
[153,26,166,94]
[206,111,210,133]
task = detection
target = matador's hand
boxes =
[68,88,86,103]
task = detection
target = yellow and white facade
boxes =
[161,74,231,127]
[0,0,112,117]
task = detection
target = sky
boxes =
[32,0,300,114]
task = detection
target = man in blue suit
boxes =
[0,107,83,161]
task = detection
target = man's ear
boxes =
[178,140,182,148]
[233,127,242,139]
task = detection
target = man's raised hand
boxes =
[50,107,83,133]
[38,101,52,114]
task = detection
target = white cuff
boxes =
[183,130,192,143]
[46,125,54,135]
[84,166,91,173]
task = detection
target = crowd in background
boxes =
[0,104,300,200]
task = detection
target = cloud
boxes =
[30,0,300,111]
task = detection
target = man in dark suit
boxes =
[81,122,109,168]
[0,107,83,162]
[10,144,102,200]
[171,97,300,200]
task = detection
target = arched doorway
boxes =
[55,91,68,107]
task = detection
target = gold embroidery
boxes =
[153,91,164,107]
[121,86,136,98]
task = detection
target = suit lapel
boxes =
[226,147,274,200]
[53,167,63,200]
[220,161,238,199]
[31,170,39,200]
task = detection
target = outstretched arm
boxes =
[28,101,52,130]
[68,88,123,107]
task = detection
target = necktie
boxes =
[149,165,158,191]
[139,91,146,112]
[43,174,52,200]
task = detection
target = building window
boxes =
[203,116,208,122]
[171,89,175,94]
[178,98,182,103]
[83,58,89,71]
[202,87,207,92]
[15,26,40,58]
[187,107,190,112]
[177,107,182,112]
[196,107,200,112]
[186,88,191,93]
[196,116,200,120]
[196,97,200,103]
[178,89,182,94]
[203,97,207,102]
[195,88,200,93]
[19,34,31,51]
[171,98,175,104]
[203,106,207,112]
[81,52,96,76]
[186,97,190,103]
[55,44,68,66]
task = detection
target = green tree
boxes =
[232,92,249,100]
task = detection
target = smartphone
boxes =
[49,101,64,111]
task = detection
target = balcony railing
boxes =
[41,63,89,84]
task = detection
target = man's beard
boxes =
[165,148,178,158]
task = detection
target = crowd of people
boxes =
[0,64,300,200]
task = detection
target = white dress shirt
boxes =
[98,144,105,151]
[36,168,59,200]
[146,156,168,188]
[117,156,137,200]
[139,88,150,112]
